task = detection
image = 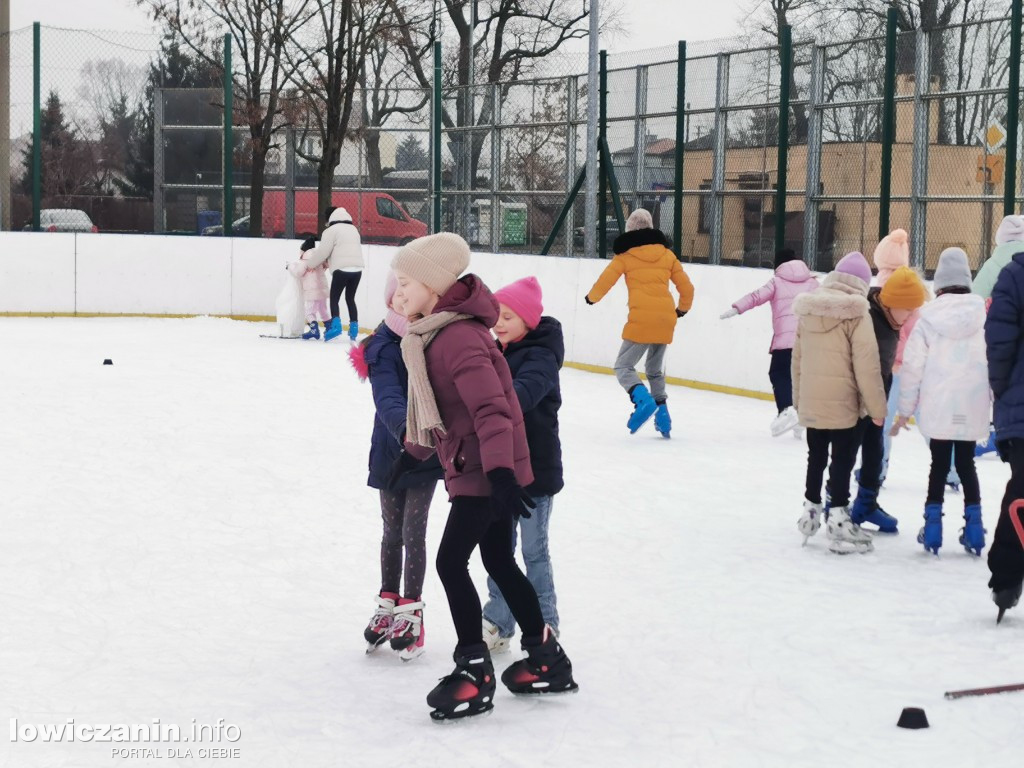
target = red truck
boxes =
[262,190,427,244]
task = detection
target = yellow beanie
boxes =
[880,266,927,310]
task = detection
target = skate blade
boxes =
[430,704,494,724]
[997,607,1007,624]
[508,681,580,696]
[828,540,873,555]
[365,638,388,655]
[399,647,426,663]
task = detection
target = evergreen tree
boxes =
[395,134,429,172]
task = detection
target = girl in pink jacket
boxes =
[721,248,819,437]
[287,238,330,340]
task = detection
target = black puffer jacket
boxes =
[499,317,565,497]
[867,287,900,395]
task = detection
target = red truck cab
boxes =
[263,190,427,244]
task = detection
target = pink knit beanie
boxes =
[494,276,543,330]
[384,272,408,337]
[835,251,872,289]
[873,229,910,285]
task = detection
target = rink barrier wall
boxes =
[0,232,803,399]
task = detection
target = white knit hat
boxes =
[996,215,1024,245]
[625,208,654,232]
[390,233,471,296]
[934,247,972,292]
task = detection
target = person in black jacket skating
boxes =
[985,252,1024,621]
[481,277,565,652]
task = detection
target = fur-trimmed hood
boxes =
[793,272,870,331]
[613,227,670,256]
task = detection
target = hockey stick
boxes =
[1011,500,1024,549]
[944,683,1024,700]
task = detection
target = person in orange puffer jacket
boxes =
[584,208,694,437]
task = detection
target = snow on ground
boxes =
[1,316,1022,768]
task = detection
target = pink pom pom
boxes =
[347,343,369,382]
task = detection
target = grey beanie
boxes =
[996,215,1024,245]
[933,247,972,292]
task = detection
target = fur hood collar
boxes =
[613,227,669,255]
[793,271,869,322]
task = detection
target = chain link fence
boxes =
[5,16,1024,273]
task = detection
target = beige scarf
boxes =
[400,311,473,448]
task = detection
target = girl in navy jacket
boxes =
[349,275,441,661]
[482,277,565,652]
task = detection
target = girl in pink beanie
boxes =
[483,277,565,653]
[873,229,910,286]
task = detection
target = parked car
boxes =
[201,215,251,237]
[23,209,99,233]
[262,190,427,244]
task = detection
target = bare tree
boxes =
[286,0,396,218]
[358,0,433,187]
[391,0,598,185]
[140,0,314,236]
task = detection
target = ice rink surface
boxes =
[2,317,1021,768]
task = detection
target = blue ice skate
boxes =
[654,403,672,438]
[301,321,320,340]
[627,385,658,434]
[850,486,898,533]
[917,503,943,555]
[959,504,985,556]
[348,321,359,341]
[324,317,343,341]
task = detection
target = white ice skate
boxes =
[826,506,874,554]
[798,500,823,545]
[771,407,800,437]
[793,425,804,440]
[391,600,426,662]
[364,593,397,654]
[482,619,511,653]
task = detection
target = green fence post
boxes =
[222,34,233,237]
[879,6,897,239]
[775,25,792,255]
[541,168,586,256]
[599,49,608,259]
[673,41,686,258]
[31,22,40,231]
[432,41,442,234]
[1006,0,1022,216]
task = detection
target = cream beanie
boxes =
[390,233,471,296]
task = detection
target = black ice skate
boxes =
[501,626,579,695]
[427,646,496,722]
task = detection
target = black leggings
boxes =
[927,440,980,506]
[435,496,545,651]
[990,439,1024,590]
[329,270,362,321]
[805,425,861,508]
[768,349,793,413]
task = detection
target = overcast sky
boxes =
[9,0,753,49]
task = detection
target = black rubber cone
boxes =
[897,707,929,729]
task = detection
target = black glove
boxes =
[998,439,1013,464]
[487,468,535,520]
[584,296,594,305]
[387,450,421,491]
[676,309,687,318]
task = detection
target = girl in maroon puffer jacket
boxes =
[390,233,578,722]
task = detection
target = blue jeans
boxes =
[884,373,959,485]
[483,495,559,637]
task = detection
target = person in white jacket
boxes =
[893,248,989,557]
[304,206,365,341]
